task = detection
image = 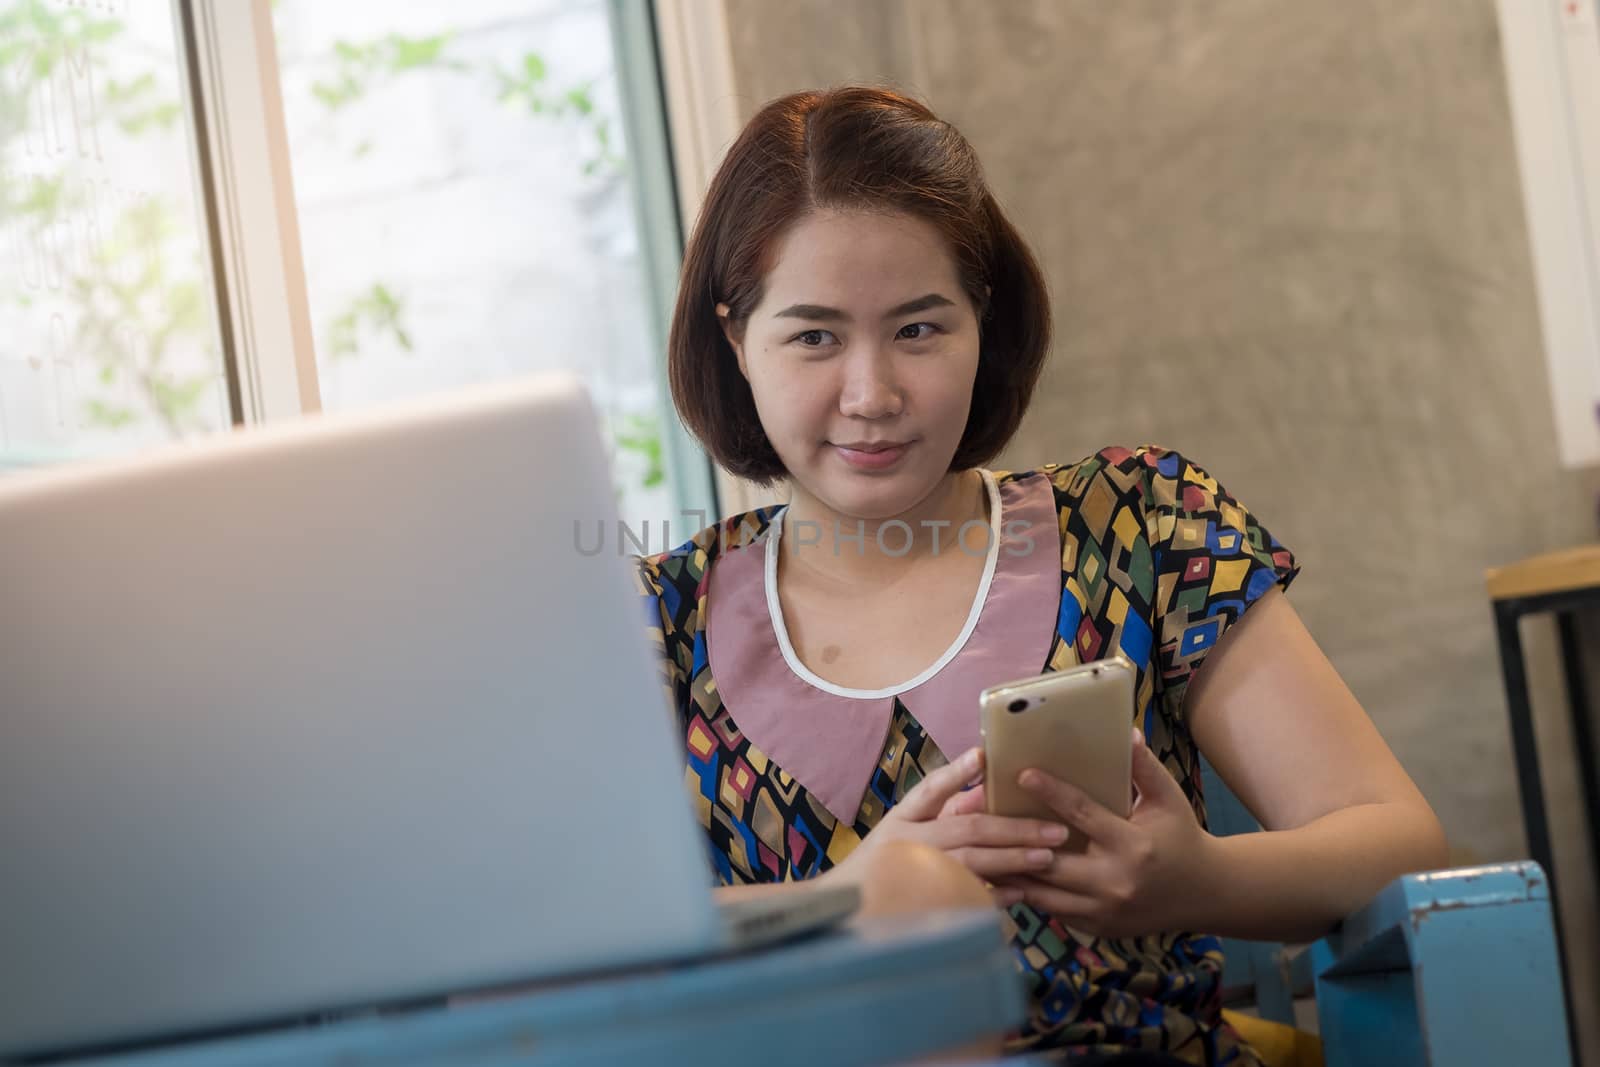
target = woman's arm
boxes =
[1183,585,1448,942]
[713,882,795,902]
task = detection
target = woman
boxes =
[637,86,1446,1064]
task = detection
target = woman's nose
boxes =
[838,351,905,419]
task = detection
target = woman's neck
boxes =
[778,469,990,588]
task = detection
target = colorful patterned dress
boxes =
[635,446,1298,1063]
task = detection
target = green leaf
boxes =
[84,19,121,44]
[151,374,214,419]
[84,399,138,429]
[522,52,546,81]
[18,176,64,216]
[608,415,665,495]
[118,101,182,135]
[565,86,593,116]
[311,80,347,109]
[327,308,360,360]
[388,33,449,72]
[165,281,203,333]
[611,414,666,492]
[323,282,413,360]
[103,72,156,103]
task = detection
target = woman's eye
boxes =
[898,322,940,341]
[794,329,835,347]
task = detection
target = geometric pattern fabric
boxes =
[637,447,1298,1063]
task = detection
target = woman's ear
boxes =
[716,302,749,379]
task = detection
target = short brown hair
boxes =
[667,86,1052,486]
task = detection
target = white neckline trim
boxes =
[763,470,1004,700]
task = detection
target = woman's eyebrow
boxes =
[772,293,957,322]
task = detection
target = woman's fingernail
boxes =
[1132,727,1144,745]
[1026,849,1054,866]
[1018,771,1038,789]
[1041,824,1069,845]
[963,747,982,771]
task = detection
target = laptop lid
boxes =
[0,375,722,1057]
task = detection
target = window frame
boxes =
[178,0,320,428]
[177,0,720,521]
[651,0,781,516]
[1496,0,1600,468]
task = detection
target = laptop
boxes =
[0,375,856,1060]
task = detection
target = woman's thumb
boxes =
[1131,730,1183,808]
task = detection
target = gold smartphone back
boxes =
[980,656,1135,832]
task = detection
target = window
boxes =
[1498,0,1600,467]
[1,0,713,529]
[272,0,707,526]
[0,0,231,470]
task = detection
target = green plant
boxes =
[304,26,624,387]
[492,53,620,177]
[325,282,413,362]
[300,19,646,495]
[298,25,621,180]
[310,33,467,110]
[0,1,660,502]
[612,412,665,490]
[69,197,217,436]
[1,2,222,442]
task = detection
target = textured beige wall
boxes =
[719,0,1599,1050]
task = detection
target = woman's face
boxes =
[723,208,983,521]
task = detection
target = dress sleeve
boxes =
[1139,447,1300,721]
[634,552,725,886]
[634,553,691,717]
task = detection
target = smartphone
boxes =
[980,656,1136,841]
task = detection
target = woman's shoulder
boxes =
[1008,445,1296,587]
[635,504,784,599]
[995,444,1196,503]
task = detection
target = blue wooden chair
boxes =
[1201,757,1573,1067]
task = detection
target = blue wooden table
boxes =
[55,910,1023,1067]
[32,866,1572,1066]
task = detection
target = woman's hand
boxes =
[992,729,1222,938]
[830,746,1075,906]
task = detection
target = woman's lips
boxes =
[833,442,911,470]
